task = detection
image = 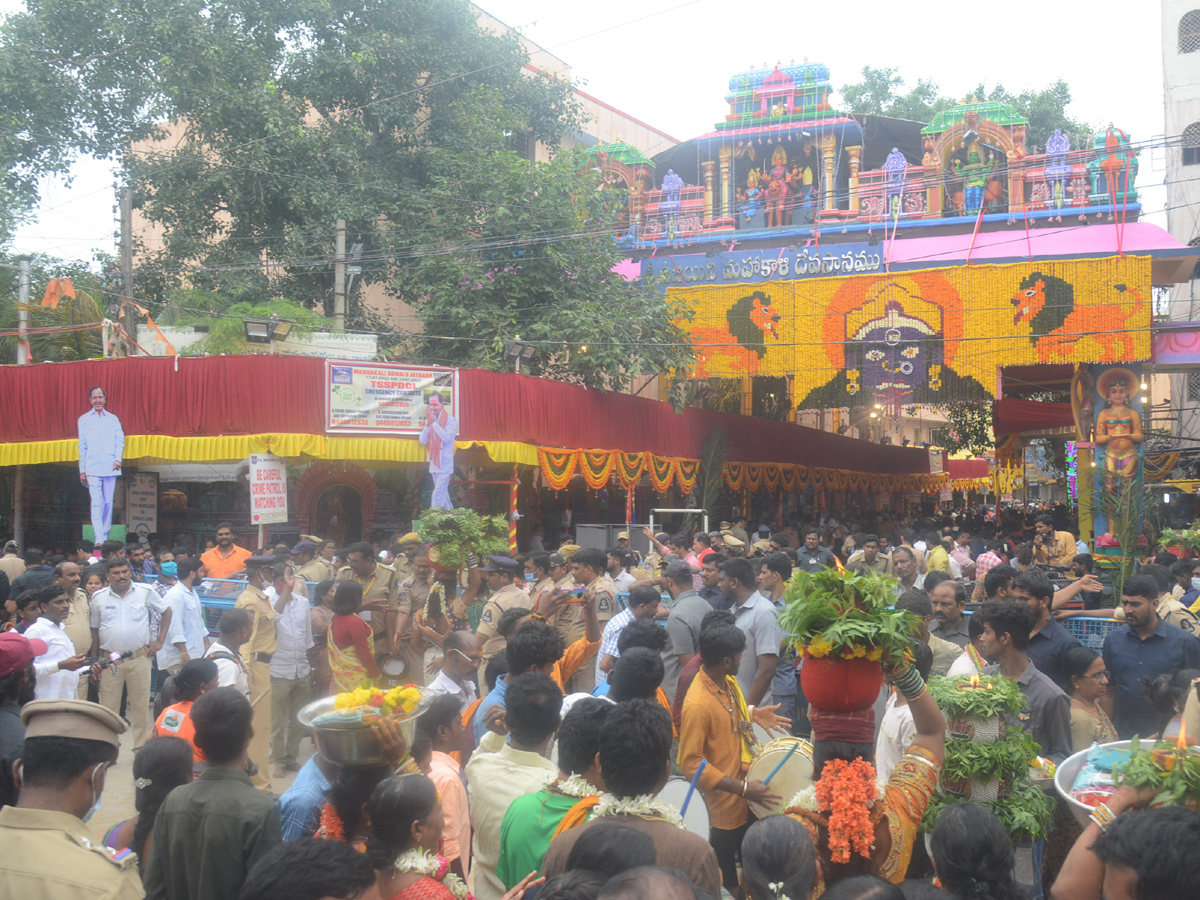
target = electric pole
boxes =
[13,254,30,547]
[334,218,346,331]
[118,184,134,354]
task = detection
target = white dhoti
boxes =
[430,470,453,510]
[88,475,117,543]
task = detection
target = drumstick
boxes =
[681,759,707,817]
[762,741,801,786]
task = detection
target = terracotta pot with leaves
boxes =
[779,570,915,714]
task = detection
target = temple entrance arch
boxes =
[295,462,378,545]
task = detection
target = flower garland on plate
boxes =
[394,848,475,900]
[549,774,596,799]
[592,792,683,826]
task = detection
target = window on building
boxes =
[1181,10,1200,53]
[1185,123,1200,166]
[1189,372,1200,402]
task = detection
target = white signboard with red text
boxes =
[249,453,288,525]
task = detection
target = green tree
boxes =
[0,2,594,339]
[839,66,955,123]
[394,133,693,389]
[175,295,325,355]
[0,251,110,362]
[839,67,1093,151]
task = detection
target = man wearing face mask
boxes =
[0,698,142,899]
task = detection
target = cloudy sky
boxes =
[2,0,1171,261]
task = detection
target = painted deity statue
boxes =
[961,149,993,214]
[764,146,790,228]
[1044,129,1072,222]
[739,169,764,223]
[884,147,907,217]
[1094,370,1143,485]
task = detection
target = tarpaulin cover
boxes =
[992,397,1075,436]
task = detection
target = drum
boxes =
[656,775,710,838]
[745,737,814,818]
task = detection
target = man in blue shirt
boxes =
[1103,573,1200,738]
[77,386,124,544]
[278,754,336,841]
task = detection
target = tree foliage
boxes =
[0,251,111,362]
[839,66,1094,150]
[391,136,693,388]
[936,402,994,457]
[0,0,690,385]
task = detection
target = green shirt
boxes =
[143,767,281,900]
[496,788,588,890]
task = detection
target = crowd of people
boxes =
[0,506,1199,900]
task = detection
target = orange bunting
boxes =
[538,448,578,491]
[616,452,648,488]
[676,459,699,494]
[648,456,676,493]
[580,450,616,489]
[41,277,75,309]
[725,462,745,492]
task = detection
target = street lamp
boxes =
[244,315,293,352]
[504,337,536,374]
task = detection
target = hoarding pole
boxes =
[13,255,30,548]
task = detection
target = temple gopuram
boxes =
[585,61,1200,542]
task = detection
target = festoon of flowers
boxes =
[813,758,880,864]
[550,774,597,799]
[393,849,475,900]
[592,793,683,826]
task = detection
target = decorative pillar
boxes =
[847,146,862,216]
[719,146,734,220]
[821,135,837,212]
[740,378,753,416]
[702,160,717,223]
[509,464,519,554]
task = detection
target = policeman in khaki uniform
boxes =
[292,541,330,596]
[235,555,283,793]
[475,556,530,662]
[391,532,422,581]
[0,699,143,899]
[391,553,432,686]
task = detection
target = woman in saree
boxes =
[785,657,945,891]
[329,581,380,692]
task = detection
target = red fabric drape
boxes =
[946,459,989,479]
[991,398,1075,436]
[0,355,325,441]
[459,369,929,474]
[0,357,931,474]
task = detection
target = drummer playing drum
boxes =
[678,619,791,894]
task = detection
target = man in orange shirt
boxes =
[200,523,252,580]
[678,620,789,893]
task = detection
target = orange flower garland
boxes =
[813,758,879,863]
[318,802,345,841]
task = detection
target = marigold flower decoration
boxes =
[813,758,879,863]
[318,802,345,842]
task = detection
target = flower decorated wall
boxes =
[672,255,1152,411]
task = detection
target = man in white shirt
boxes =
[875,641,933,782]
[26,585,90,699]
[607,548,637,596]
[270,570,314,776]
[88,557,172,750]
[77,386,124,544]
[205,607,252,696]
[465,672,561,900]
[429,630,481,709]
[157,557,209,676]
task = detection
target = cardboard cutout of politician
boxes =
[78,386,124,543]
[419,390,457,509]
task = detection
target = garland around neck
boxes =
[592,792,683,826]
[394,849,475,900]
[550,774,597,799]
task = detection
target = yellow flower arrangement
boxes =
[333,684,424,717]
